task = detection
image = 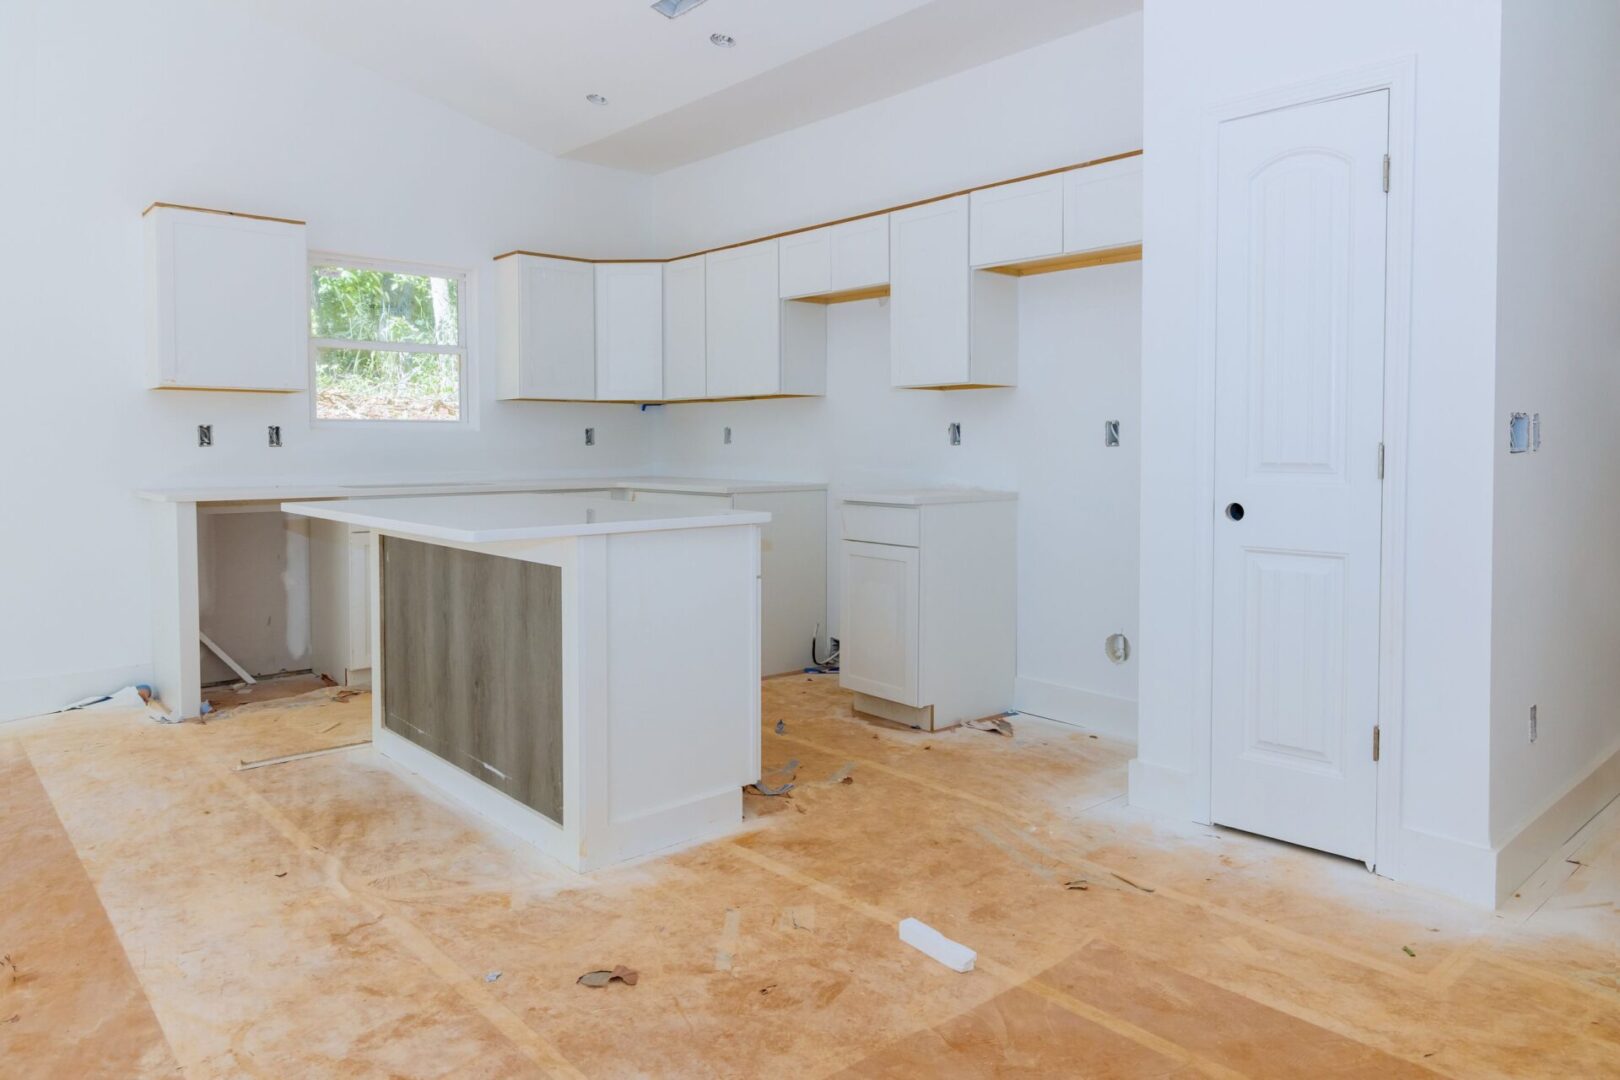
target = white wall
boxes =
[1132,0,1506,900]
[646,15,1146,735]
[1488,1,1620,890]
[0,0,660,720]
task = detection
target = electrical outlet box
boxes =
[197,424,212,448]
[584,427,595,447]
[723,426,732,445]
[947,422,962,446]
[1530,704,1538,743]
[267,425,281,448]
[1104,420,1121,447]
[1509,412,1531,453]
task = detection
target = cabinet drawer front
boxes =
[841,504,920,547]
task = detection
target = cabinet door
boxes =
[829,215,889,291]
[662,255,707,400]
[839,540,921,706]
[1064,156,1143,255]
[594,263,663,400]
[778,228,831,299]
[970,174,1063,268]
[146,206,306,391]
[521,257,595,399]
[889,196,969,387]
[706,240,781,398]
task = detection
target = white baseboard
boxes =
[1492,737,1620,907]
[1127,757,1203,821]
[1014,676,1137,741]
[0,663,152,724]
[1383,825,1498,909]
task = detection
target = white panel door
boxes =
[839,541,921,706]
[662,255,706,400]
[778,228,832,299]
[1211,91,1390,863]
[969,174,1063,267]
[1063,156,1144,255]
[705,240,781,398]
[594,262,663,400]
[522,257,595,399]
[829,215,889,290]
[889,196,969,387]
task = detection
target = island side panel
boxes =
[380,536,564,824]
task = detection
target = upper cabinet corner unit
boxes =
[494,253,598,401]
[143,202,308,392]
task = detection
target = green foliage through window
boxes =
[311,263,464,421]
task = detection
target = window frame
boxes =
[307,251,478,429]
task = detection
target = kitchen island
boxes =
[282,492,767,871]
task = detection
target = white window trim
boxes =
[307,251,479,430]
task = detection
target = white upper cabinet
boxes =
[1064,155,1143,254]
[778,216,890,299]
[144,204,307,392]
[594,262,663,401]
[777,230,832,299]
[662,255,706,401]
[969,175,1064,268]
[495,255,596,400]
[829,215,888,292]
[889,196,1016,388]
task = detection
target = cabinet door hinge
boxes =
[1377,442,1385,480]
[1372,725,1381,762]
[1382,154,1391,194]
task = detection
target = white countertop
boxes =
[842,487,1018,506]
[138,475,826,503]
[281,493,770,544]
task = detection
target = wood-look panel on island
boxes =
[380,536,563,824]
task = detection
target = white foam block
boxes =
[898,917,976,973]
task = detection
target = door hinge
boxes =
[1377,442,1385,480]
[1382,154,1391,194]
[1372,725,1381,762]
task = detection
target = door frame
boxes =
[1190,58,1416,877]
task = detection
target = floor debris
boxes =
[776,906,816,932]
[1111,871,1156,893]
[825,762,855,784]
[899,918,975,973]
[774,720,785,735]
[484,971,502,983]
[1064,879,1090,891]
[746,759,799,796]
[714,908,742,971]
[964,716,1015,737]
[1403,945,1417,958]
[577,966,638,988]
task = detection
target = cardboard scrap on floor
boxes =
[577,965,638,988]
[964,716,1015,737]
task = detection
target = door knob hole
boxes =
[1225,502,1245,522]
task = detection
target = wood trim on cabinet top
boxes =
[492,149,1143,265]
[980,243,1143,277]
[141,202,306,226]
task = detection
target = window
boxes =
[309,256,468,422]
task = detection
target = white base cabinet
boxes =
[308,518,372,687]
[144,204,307,392]
[839,490,1016,730]
[622,485,828,675]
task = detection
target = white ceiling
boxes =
[236,0,1139,174]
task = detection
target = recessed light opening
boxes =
[586,93,608,105]
[710,33,736,48]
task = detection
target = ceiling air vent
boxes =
[651,0,711,17]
